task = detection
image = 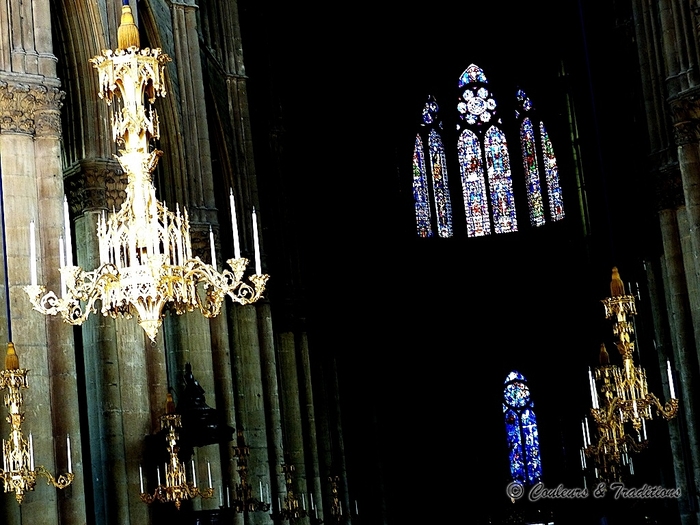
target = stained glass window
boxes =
[412,96,453,238]
[428,129,453,238]
[503,371,543,485]
[411,71,564,238]
[541,122,565,221]
[457,129,490,236]
[413,135,433,238]
[516,89,565,226]
[457,64,517,234]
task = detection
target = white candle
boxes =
[584,417,591,446]
[252,207,261,275]
[209,226,217,270]
[139,465,144,493]
[355,500,358,515]
[64,196,73,266]
[29,220,37,286]
[227,486,230,507]
[2,439,6,471]
[302,492,306,510]
[310,492,314,510]
[641,418,647,440]
[260,480,263,502]
[633,399,639,418]
[219,486,223,507]
[157,466,161,487]
[588,368,598,409]
[667,359,676,399]
[581,420,587,446]
[207,461,212,489]
[191,458,197,487]
[59,236,66,297]
[230,188,241,259]
[29,433,34,471]
[67,434,72,474]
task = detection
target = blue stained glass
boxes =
[422,96,439,126]
[503,371,542,485]
[457,129,490,237]
[540,122,565,221]
[413,135,433,237]
[428,129,453,238]
[458,63,488,87]
[484,126,517,234]
[521,118,545,227]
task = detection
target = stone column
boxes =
[277,331,309,525]
[671,103,700,337]
[230,303,270,525]
[298,332,322,516]
[659,207,700,512]
[258,303,285,512]
[68,159,152,525]
[646,254,697,525]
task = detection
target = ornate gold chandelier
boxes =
[139,394,214,510]
[271,463,309,523]
[230,429,271,513]
[582,268,678,481]
[23,1,268,342]
[0,343,73,503]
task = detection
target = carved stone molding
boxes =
[649,161,685,211]
[0,80,64,136]
[64,158,126,215]
[673,120,700,146]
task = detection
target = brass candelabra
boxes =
[140,395,214,509]
[0,343,74,503]
[271,463,308,523]
[582,268,678,481]
[23,0,268,343]
[229,429,270,513]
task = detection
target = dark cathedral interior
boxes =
[0,1,696,525]
[242,1,691,524]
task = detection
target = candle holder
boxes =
[0,343,74,504]
[229,429,270,513]
[23,0,268,343]
[582,268,678,481]
[270,463,308,523]
[140,398,214,509]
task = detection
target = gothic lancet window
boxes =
[413,96,453,237]
[503,371,543,485]
[411,68,565,238]
[458,64,517,235]
[516,89,565,225]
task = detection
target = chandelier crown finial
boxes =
[4,342,19,371]
[117,0,140,50]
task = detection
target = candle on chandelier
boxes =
[583,417,591,445]
[67,434,72,474]
[2,439,6,471]
[191,458,197,487]
[29,433,34,471]
[139,465,144,493]
[581,420,587,447]
[252,207,261,275]
[64,196,73,266]
[209,226,217,270]
[29,220,37,286]
[641,417,647,440]
[229,188,241,259]
[59,236,66,297]
[260,480,263,502]
[667,359,676,399]
[207,461,212,489]
[588,368,598,409]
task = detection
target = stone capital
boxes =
[64,158,126,215]
[0,80,64,136]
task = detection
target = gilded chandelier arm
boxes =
[645,392,679,420]
[35,465,74,489]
